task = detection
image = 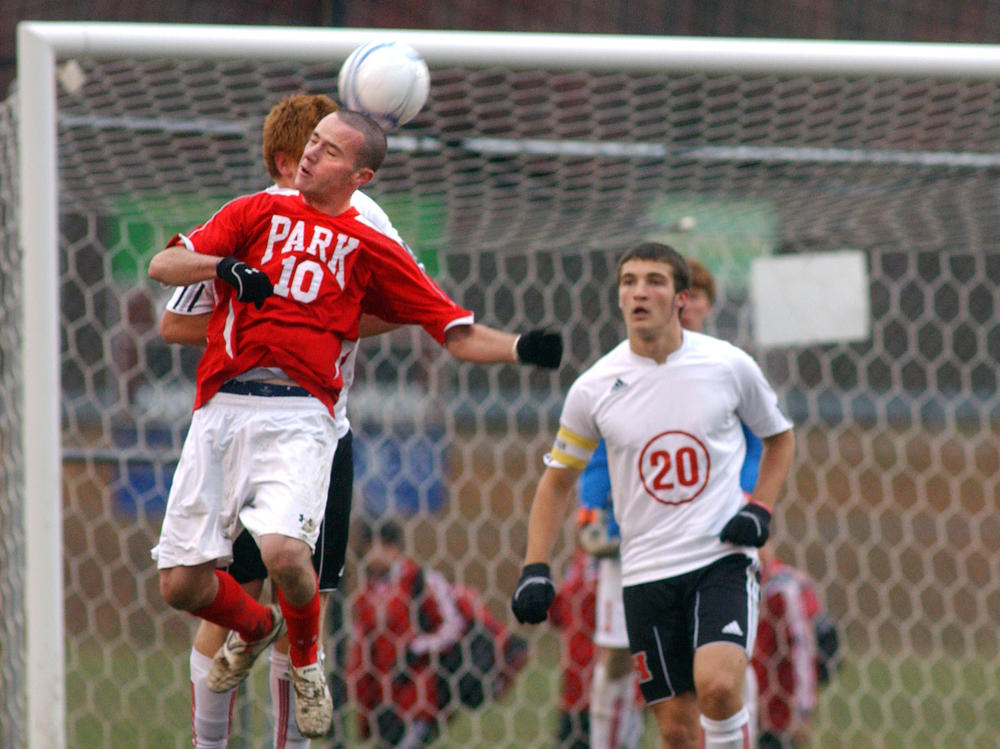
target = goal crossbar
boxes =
[16,21,1000,748]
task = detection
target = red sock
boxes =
[277,584,320,668]
[192,570,274,642]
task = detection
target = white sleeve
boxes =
[350,190,428,272]
[164,281,215,316]
[544,379,601,470]
[732,349,793,438]
[350,190,403,243]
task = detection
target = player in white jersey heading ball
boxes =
[512,242,795,749]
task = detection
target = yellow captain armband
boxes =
[548,426,598,470]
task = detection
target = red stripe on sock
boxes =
[190,681,195,747]
[275,678,289,749]
[609,698,622,749]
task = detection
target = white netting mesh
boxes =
[2,41,1000,747]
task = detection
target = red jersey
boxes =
[176,190,473,415]
[549,549,599,713]
[347,556,455,735]
[752,558,821,734]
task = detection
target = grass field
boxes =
[67,629,1000,748]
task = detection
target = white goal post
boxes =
[13,21,1000,748]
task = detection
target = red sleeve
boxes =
[359,232,473,344]
[177,194,257,258]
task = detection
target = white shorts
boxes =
[152,391,336,569]
[594,555,629,649]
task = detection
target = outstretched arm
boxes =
[444,323,518,363]
[444,324,562,368]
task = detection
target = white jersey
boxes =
[547,330,792,586]
[162,186,403,439]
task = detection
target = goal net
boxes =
[3,23,1000,747]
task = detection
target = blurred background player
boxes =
[550,547,600,748]
[347,519,461,747]
[575,256,761,748]
[575,440,644,749]
[160,96,561,747]
[752,543,828,749]
[347,519,527,747]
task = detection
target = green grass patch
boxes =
[64,637,999,747]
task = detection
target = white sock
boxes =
[700,706,751,749]
[269,649,308,748]
[190,648,235,749]
[590,661,644,749]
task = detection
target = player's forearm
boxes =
[148,245,221,286]
[750,428,796,509]
[160,311,209,346]
[444,323,518,363]
[524,467,578,565]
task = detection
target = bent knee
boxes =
[657,721,700,749]
[159,567,213,611]
[260,536,312,579]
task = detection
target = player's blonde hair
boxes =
[261,94,339,180]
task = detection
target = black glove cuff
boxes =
[216,256,238,279]
[745,502,771,522]
[521,562,551,579]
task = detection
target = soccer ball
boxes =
[337,41,430,131]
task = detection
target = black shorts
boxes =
[622,553,759,704]
[228,430,354,591]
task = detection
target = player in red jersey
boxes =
[752,544,823,748]
[166,92,408,749]
[346,520,527,747]
[149,109,561,738]
[162,94,555,749]
[549,548,599,748]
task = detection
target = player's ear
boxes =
[273,151,297,181]
[353,167,374,188]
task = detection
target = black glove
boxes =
[216,256,273,309]
[510,563,555,624]
[515,329,563,369]
[719,502,771,547]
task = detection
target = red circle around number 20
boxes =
[638,430,710,505]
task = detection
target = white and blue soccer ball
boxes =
[337,41,430,131]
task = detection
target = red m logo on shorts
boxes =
[631,651,653,683]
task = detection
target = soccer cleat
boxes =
[206,604,286,692]
[288,661,333,738]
